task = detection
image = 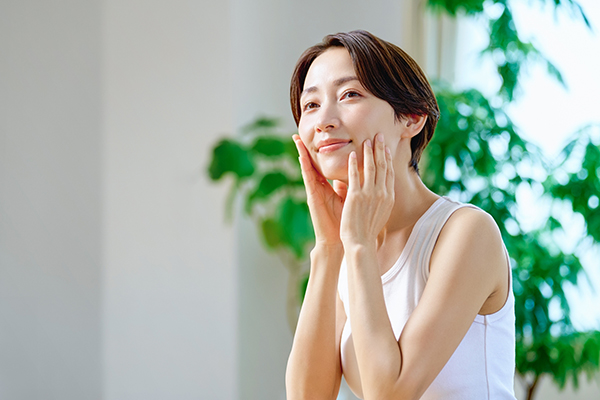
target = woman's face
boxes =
[298,47,402,182]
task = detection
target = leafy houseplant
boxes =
[207,1,600,398]
[207,118,314,330]
[424,1,600,398]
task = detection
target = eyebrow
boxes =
[301,76,359,98]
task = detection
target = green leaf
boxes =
[251,136,287,157]
[299,272,309,303]
[261,218,282,249]
[426,0,485,15]
[246,172,290,212]
[277,197,314,259]
[208,139,254,180]
[546,60,567,89]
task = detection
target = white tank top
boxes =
[338,196,517,399]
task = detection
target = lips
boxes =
[317,139,352,153]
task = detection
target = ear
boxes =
[401,114,428,139]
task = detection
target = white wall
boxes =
[1,0,238,399]
[103,1,236,399]
[0,1,103,399]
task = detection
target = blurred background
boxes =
[1,1,598,400]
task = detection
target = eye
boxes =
[302,101,319,112]
[341,90,361,100]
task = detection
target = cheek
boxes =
[297,118,311,142]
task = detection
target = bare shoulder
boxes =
[437,205,503,252]
[430,205,508,312]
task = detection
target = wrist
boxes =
[341,235,376,251]
[342,241,377,259]
[309,243,344,278]
[311,242,344,259]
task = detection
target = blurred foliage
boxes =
[207,1,599,398]
[423,84,600,399]
[428,0,589,101]
[208,117,314,260]
[423,2,599,398]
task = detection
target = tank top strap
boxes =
[417,197,479,282]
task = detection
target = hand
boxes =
[293,135,346,247]
[340,134,395,247]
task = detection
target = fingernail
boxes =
[366,139,372,148]
[377,134,384,142]
[350,151,357,159]
[385,146,391,155]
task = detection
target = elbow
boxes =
[362,376,423,400]
[286,384,334,400]
[285,372,317,400]
[286,373,337,400]
[286,389,329,400]
[364,389,420,400]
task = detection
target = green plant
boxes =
[422,83,600,399]
[207,1,600,398]
[208,117,313,260]
[424,1,599,398]
[207,117,313,329]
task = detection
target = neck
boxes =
[376,163,438,247]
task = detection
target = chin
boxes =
[317,154,364,183]
[315,158,342,179]
[319,164,353,183]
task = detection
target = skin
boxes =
[285,48,510,400]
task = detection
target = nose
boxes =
[315,103,339,133]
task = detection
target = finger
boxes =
[362,138,375,190]
[293,134,310,161]
[348,151,360,191]
[374,133,387,188]
[293,136,311,176]
[293,136,316,177]
[294,135,332,194]
[385,145,395,195]
[294,136,320,185]
[333,180,348,201]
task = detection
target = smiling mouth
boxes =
[318,141,352,154]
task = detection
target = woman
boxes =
[286,30,516,400]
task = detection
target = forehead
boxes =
[303,48,356,91]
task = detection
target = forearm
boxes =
[345,244,403,399]
[286,244,344,400]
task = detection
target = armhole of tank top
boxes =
[477,245,514,323]
[419,202,514,322]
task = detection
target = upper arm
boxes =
[394,207,508,398]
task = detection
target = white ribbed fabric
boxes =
[338,196,516,399]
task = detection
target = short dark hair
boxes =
[290,30,440,172]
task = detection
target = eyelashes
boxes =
[303,102,319,112]
[341,90,361,99]
[302,90,362,113]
